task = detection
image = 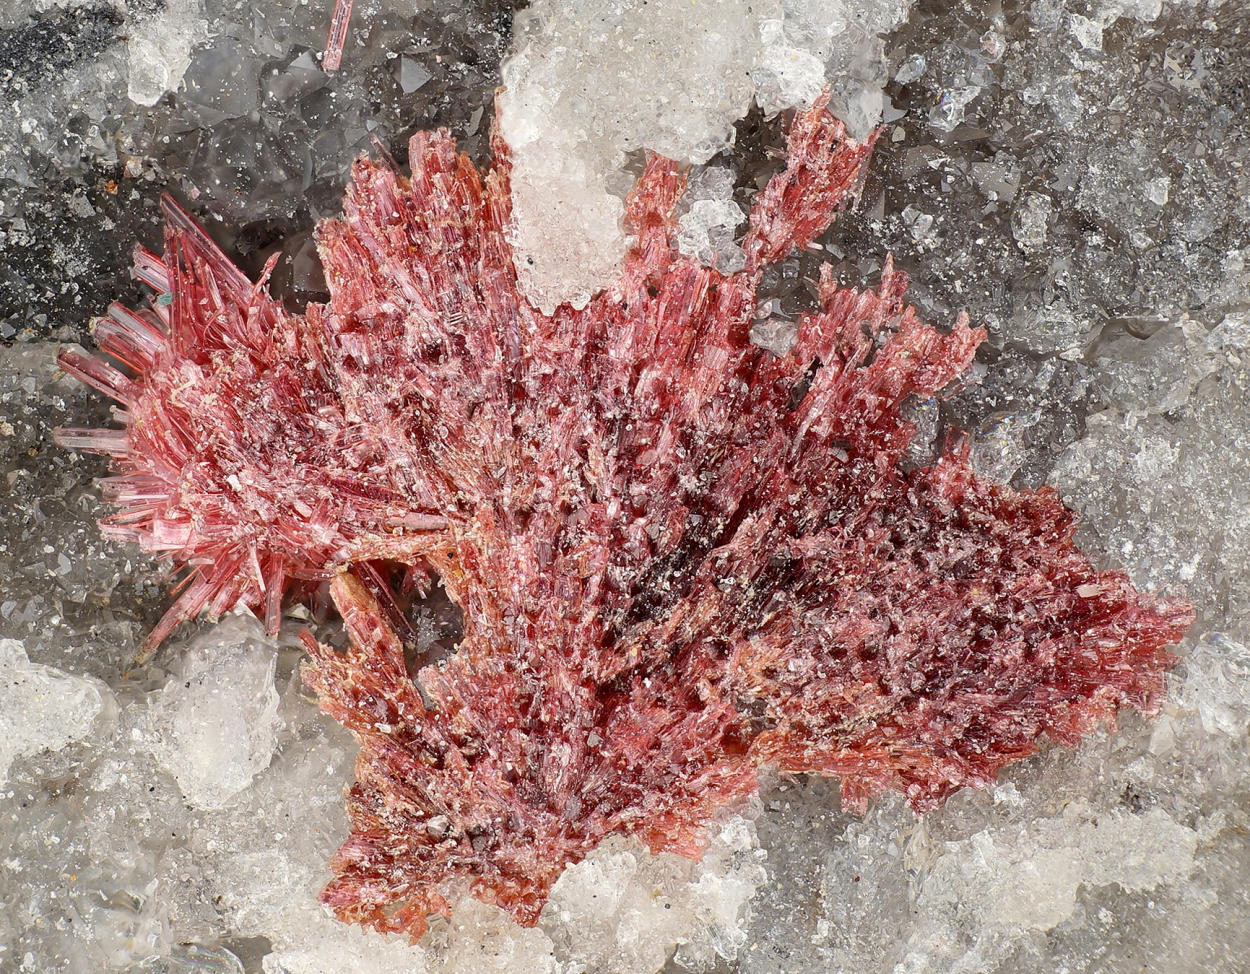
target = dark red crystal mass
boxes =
[58,101,1192,936]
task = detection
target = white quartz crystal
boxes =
[144,614,282,809]
[438,900,556,974]
[262,926,431,974]
[1051,313,1250,623]
[895,804,1199,972]
[1010,191,1052,253]
[0,638,108,785]
[542,812,765,974]
[126,0,208,106]
[919,803,1197,930]
[498,0,760,313]
[1174,633,1250,740]
[677,166,747,273]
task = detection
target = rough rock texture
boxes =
[3,0,1248,971]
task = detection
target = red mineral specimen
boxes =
[322,0,354,72]
[57,100,1193,937]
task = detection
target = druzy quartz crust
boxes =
[57,100,1192,937]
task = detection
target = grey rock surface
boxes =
[2,0,1247,971]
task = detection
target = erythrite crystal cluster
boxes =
[57,101,1192,937]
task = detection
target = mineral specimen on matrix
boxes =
[57,98,1193,937]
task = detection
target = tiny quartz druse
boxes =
[58,101,1192,936]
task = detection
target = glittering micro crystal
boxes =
[58,101,1192,937]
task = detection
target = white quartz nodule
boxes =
[0,638,108,785]
[144,616,282,809]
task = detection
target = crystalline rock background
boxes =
[1,1,1248,972]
